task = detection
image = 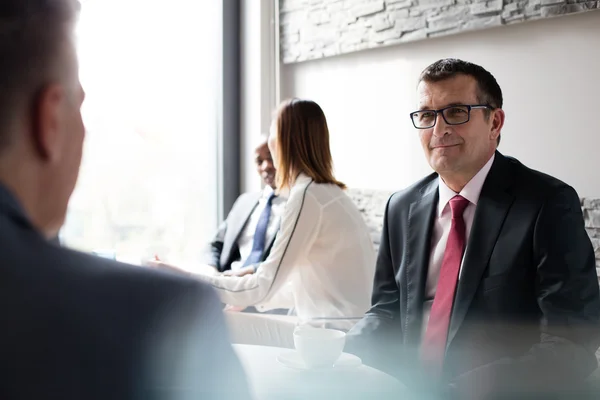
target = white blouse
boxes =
[200,173,376,324]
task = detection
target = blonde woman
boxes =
[202,99,375,328]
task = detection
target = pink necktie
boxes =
[421,195,470,373]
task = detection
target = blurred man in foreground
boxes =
[0,1,250,399]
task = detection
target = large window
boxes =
[61,0,221,266]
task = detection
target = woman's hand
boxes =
[144,260,220,277]
[223,266,255,277]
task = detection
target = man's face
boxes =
[416,74,502,178]
[255,141,276,189]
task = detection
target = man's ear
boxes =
[490,108,505,142]
[32,84,65,162]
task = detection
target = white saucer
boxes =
[277,350,362,371]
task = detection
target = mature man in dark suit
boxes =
[346,58,600,399]
[0,1,250,399]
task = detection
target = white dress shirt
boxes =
[230,186,286,271]
[422,154,495,335]
[201,173,376,325]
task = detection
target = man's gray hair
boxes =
[0,0,80,152]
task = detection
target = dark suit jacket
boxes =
[201,191,278,272]
[347,152,600,398]
[0,185,251,400]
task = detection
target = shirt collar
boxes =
[437,153,495,217]
[272,172,312,199]
[295,172,312,186]
[263,182,289,200]
[262,185,275,197]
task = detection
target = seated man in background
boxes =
[0,1,250,399]
[152,138,291,313]
[203,138,285,278]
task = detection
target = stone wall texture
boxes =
[583,198,600,276]
[347,188,600,276]
[280,0,600,63]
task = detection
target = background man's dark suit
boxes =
[201,191,278,272]
[347,152,600,397]
[0,185,250,400]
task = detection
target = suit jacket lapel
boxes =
[405,180,439,346]
[221,193,261,266]
[447,152,515,348]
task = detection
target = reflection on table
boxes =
[233,344,406,400]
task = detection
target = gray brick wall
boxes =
[347,188,600,275]
[583,198,600,275]
[280,0,600,63]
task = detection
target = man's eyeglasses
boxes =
[410,104,493,129]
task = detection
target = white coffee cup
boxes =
[293,326,346,368]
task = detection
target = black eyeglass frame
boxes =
[409,104,494,129]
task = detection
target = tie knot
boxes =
[449,195,469,218]
[267,192,277,204]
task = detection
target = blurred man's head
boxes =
[0,0,84,238]
[254,139,276,190]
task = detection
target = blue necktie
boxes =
[243,192,277,267]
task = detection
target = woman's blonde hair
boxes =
[273,98,345,191]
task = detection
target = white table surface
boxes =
[233,344,406,400]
